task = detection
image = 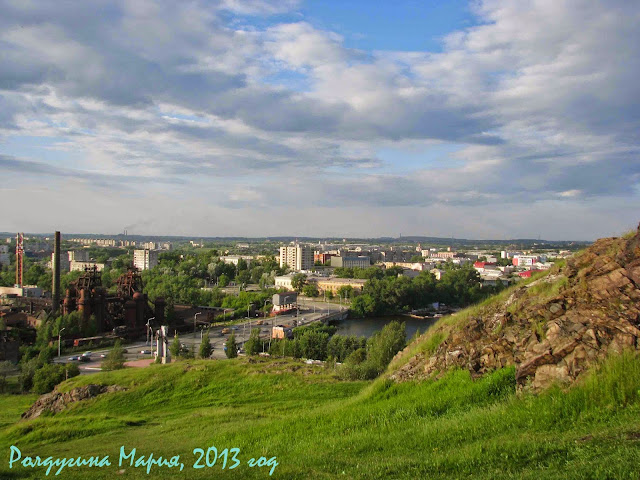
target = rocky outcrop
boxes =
[391,223,640,391]
[22,384,126,420]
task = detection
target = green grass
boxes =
[1,351,639,479]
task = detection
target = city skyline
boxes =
[1,1,638,240]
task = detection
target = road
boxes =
[54,297,345,369]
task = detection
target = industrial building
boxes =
[330,255,371,269]
[70,261,105,272]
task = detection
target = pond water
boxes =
[331,315,439,340]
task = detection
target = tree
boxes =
[199,331,212,359]
[170,333,181,359]
[302,283,319,297]
[244,328,262,355]
[101,340,126,371]
[366,320,406,375]
[298,330,329,360]
[291,274,307,293]
[336,285,354,300]
[226,333,238,359]
[237,270,251,286]
[0,361,15,393]
[218,274,230,287]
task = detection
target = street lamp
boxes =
[146,317,155,346]
[58,327,66,358]
[223,308,230,321]
[194,312,202,355]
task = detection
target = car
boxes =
[82,351,92,357]
[100,354,107,358]
[140,350,151,354]
[68,356,80,361]
[79,355,91,362]
[232,326,239,330]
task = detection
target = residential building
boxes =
[279,244,313,271]
[133,249,159,271]
[47,252,70,272]
[274,275,367,295]
[220,255,253,266]
[314,252,334,264]
[382,261,433,271]
[434,251,456,259]
[0,246,9,267]
[314,277,367,294]
[430,268,446,280]
[68,250,90,262]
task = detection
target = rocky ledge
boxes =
[22,384,126,420]
[391,223,640,391]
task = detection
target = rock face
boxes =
[391,224,640,391]
[22,384,126,420]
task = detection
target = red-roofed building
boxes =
[517,269,541,278]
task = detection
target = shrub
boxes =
[32,363,79,394]
[101,340,126,371]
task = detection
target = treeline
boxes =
[350,264,506,317]
[16,344,80,394]
[239,321,407,381]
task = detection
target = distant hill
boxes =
[390,223,640,390]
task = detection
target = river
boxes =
[331,315,439,340]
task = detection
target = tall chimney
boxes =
[52,231,61,315]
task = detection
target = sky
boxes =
[0,0,638,241]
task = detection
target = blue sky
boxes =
[0,0,638,240]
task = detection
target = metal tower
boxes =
[15,233,24,287]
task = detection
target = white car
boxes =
[140,349,151,354]
[82,351,92,357]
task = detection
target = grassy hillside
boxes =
[2,349,640,479]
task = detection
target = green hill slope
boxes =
[1,351,640,479]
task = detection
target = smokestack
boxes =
[52,231,61,315]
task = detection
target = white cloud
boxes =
[0,0,638,238]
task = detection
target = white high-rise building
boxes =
[279,244,313,271]
[134,249,159,271]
